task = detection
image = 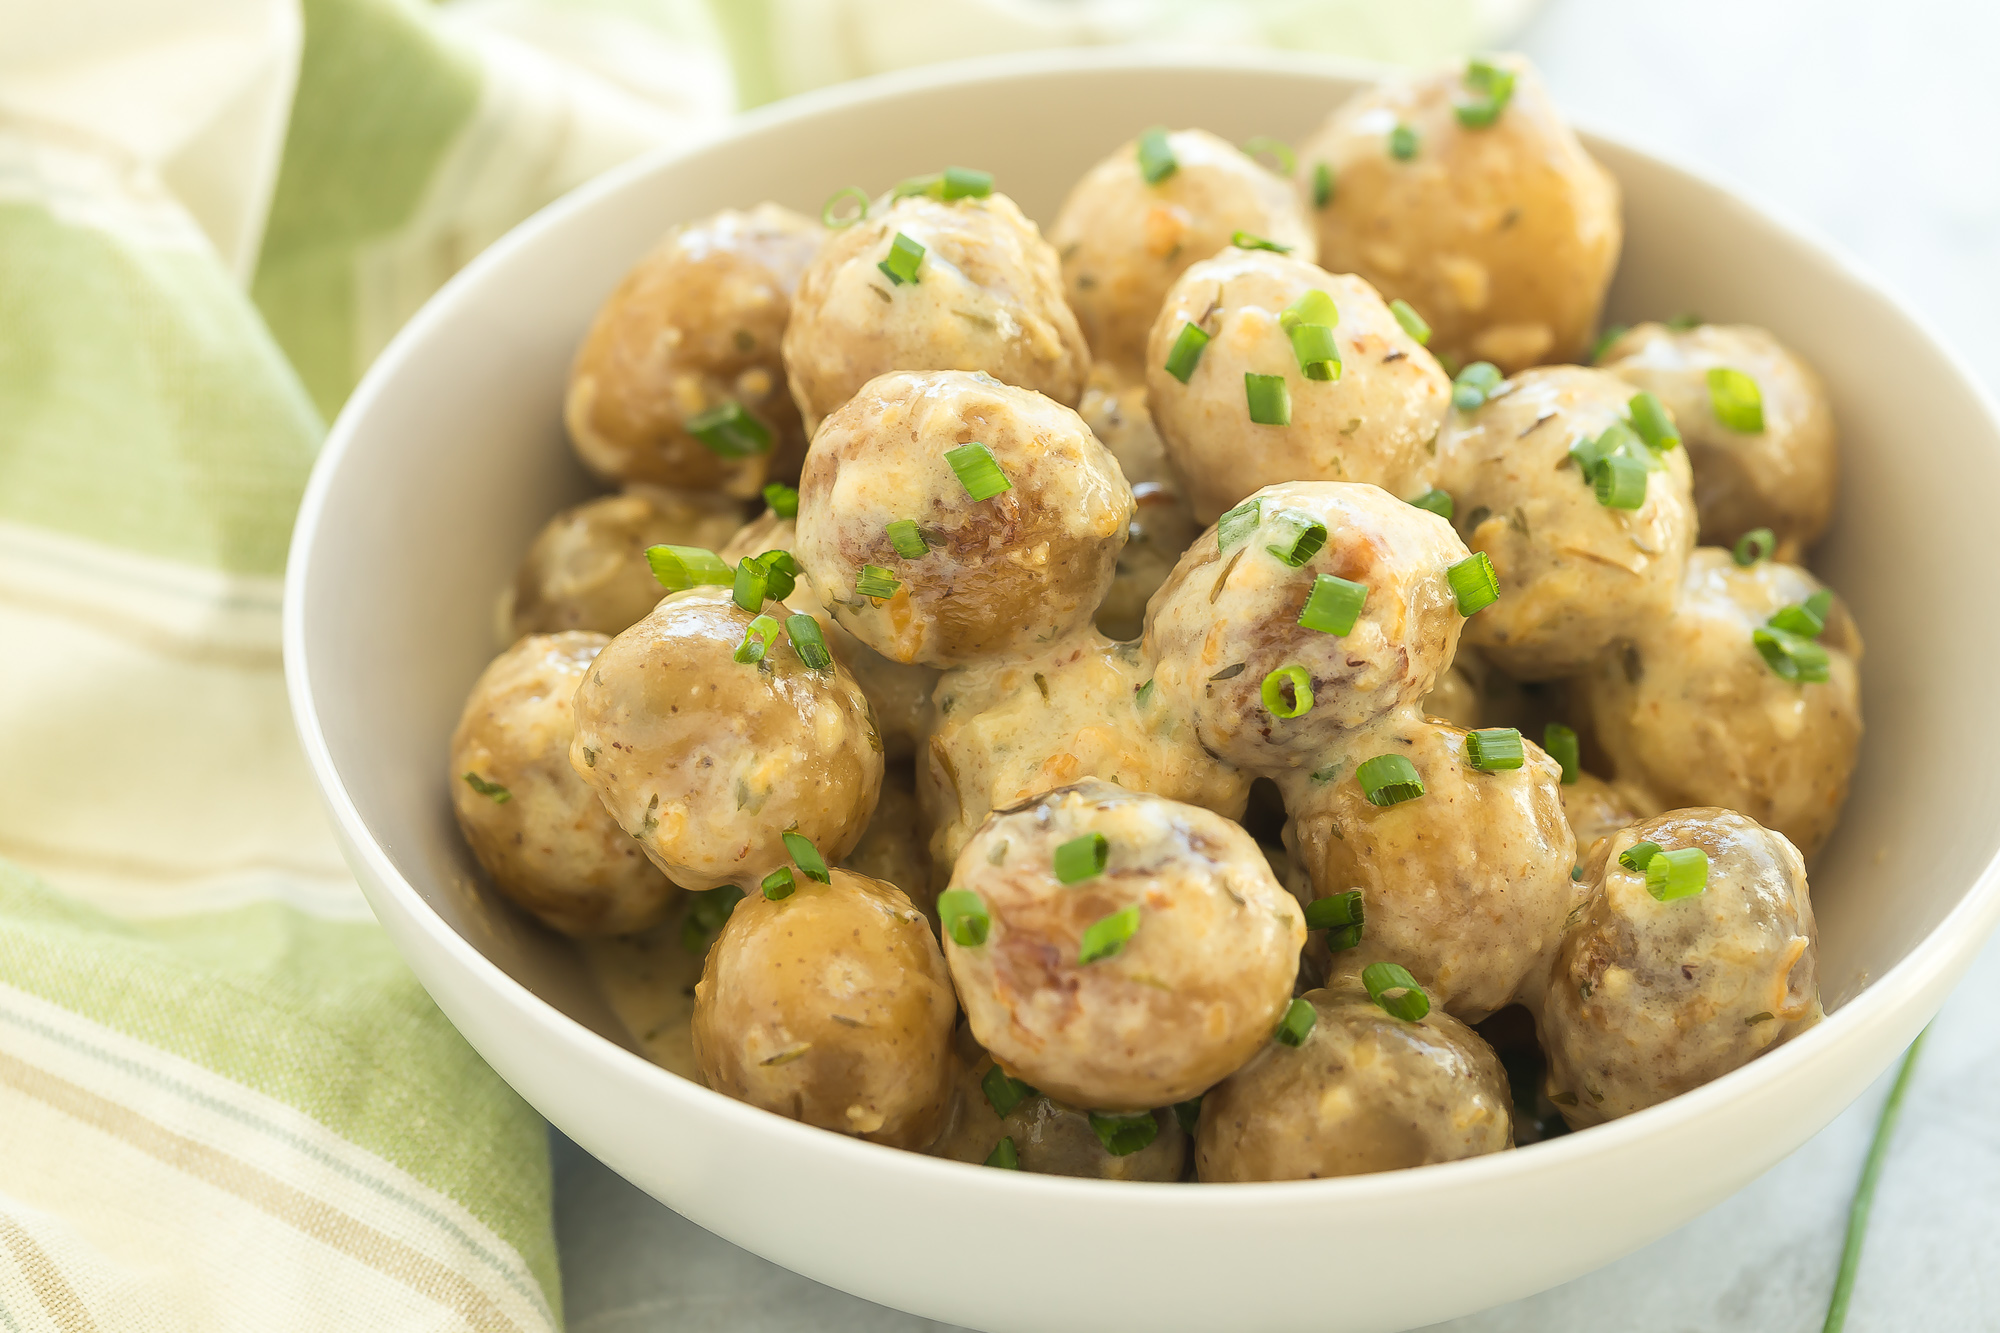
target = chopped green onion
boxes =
[1173,1098,1203,1134]
[761,865,795,900]
[1209,663,1247,681]
[1326,923,1363,952]
[1733,528,1776,566]
[1754,626,1832,683]
[1447,551,1500,615]
[1357,753,1424,806]
[1136,126,1177,184]
[1666,312,1703,331]
[1281,288,1339,331]
[1362,961,1431,1021]
[1389,298,1432,345]
[1303,889,1363,932]
[1260,665,1314,719]
[944,441,1012,500]
[1452,361,1503,411]
[938,888,991,947]
[679,884,744,954]
[1594,452,1650,509]
[1707,367,1765,433]
[878,231,926,285]
[1216,497,1262,551]
[1645,846,1710,901]
[855,564,900,600]
[1407,488,1454,520]
[1823,1029,1929,1333]
[1274,996,1317,1047]
[1245,373,1292,425]
[1053,832,1109,884]
[646,544,733,591]
[1078,904,1141,964]
[1628,391,1681,451]
[1088,1110,1158,1156]
[1618,840,1661,873]
[1466,727,1524,771]
[893,165,994,201]
[732,556,768,612]
[1543,723,1580,785]
[1287,320,1341,382]
[1263,509,1327,566]
[981,1064,1034,1116]
[885,519,928,559]
[821,186,869,229]
[786,613,832,670]
[1242,136,1296,174]
[755,550,798,602]
[1312,161,1334,208]
[686,400,773,458]
[1589,324,1630,364]
[1164,320,1212,383]
[1388,123,1419,160]
[1135,678,1156,708]
[984,1137,1020,1169]
[762,482,800,518]
[1769,589,1834,639]
[734,614,783,664]
[1231,230,1291,254]
[1299,573,1367,636]
[462,772,511,803]
[1310,764,1340,784]
[1455,58,1517,127]
[781,830,830,882]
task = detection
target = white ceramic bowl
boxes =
[285,49,2000,1333]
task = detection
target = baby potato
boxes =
[794,370,1134,667]
[840,763,934,918]
[567,204,821,496]
[693,869,956,1148]
[569,586,883,891]
[1420,663,1482,728]
[1144,250,1450,522]
[1540,808,1822,1128]
[1077,365,1204,641]
[449,633,677,936]
[783,193,1089,431]
[1297,54,1621,371]
[942,780,1303,1111]
[1562,771,1651,866]
[510,485,747,638]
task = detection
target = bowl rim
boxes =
[284,44,2000,1208]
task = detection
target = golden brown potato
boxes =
[1283,716,1580,1022]
[782,193,1089,431]
[1298,54,1620,371]
[794,370,1134,667]
[1050,129,1316,371]
[1562,771,1650,866]
[841,763,933,917]
[1076,366,1204,641]
[510,486,747,638]
[1196,985,1512,1181]
[568,587,883,891]
[942,780,1304,1111]
[449,633,677,936]
[1144,251,1450,523]
[692,869,956,1148]
[1601,322,1837,557]
[1435,365,1696,680]
[1540,808,1822,1128]
[1420,663,1482,728]
[567,204,821,496]
[1143,481,1467,771]
[1577,548,1862,858]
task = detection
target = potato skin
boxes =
[449,633,677,936]
[1144,251,1450,523]
[1051,128,1316,372]
[1196,985,1512,1182]
[511,485,746,638]
[1076,366,1203,641]
[794,370,1133,667]
[782,193,1089,431]
[692,869,956,1148]
[1562,771,1650,866]
[1539,808,1821,1129]
[567,204,821,496]
[568,587,883,891]
[943,781,1303,1111]
[1297,54,1621,372]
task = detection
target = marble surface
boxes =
[552,2,2000,1327]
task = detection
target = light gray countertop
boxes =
[553,1,2000,1326]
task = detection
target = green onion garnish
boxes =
[1054,832,1109,884]
[679,884,744,954]
[685,400,773,458]
[1452,361,1503,411]
[1164,321,1212,383]
[1303,889,1363,932]
[1231,230,1291,254]
[757,550,799,602]
[855,564,900,600]
[1407,488,1454,520]
[878,231,925,286]
[1362,961,1430,1021]
[1260,665,1314,719]
[1707,367,1765,432]
[1136,126,1177,184]
[1281,288,1339,329]
[1769,589,1833,639]
[733,555,768,612]
[981,1064,1034,1116]
[1326,922,1362,951]
[821,186,869,229]
[762,482,800,518]
[1245,373,1292,425]
[944,441,1012,500]
[1594,452,1650,509]
[1286,321,1341,382]
[893,166,995,201]
[1447,551,1500,615]
[1242,136,1295,174]
[1589,324,1629,364]
[1754,627,1831,683]
[1089,1110,1159,1157]
[1733,528,1776,566]
[1455,58,1517,127]
[1357,753,1424,806]
[761,865,795,900]
[1135,679,1155,708]
[1312,161,1334,208]
[646,544,733,591]
[786,613,832,671]
[781,830,830,882]
[1078,904,1141,964]
[1263,509,1327,567]
[1216,497,1262,551]
[1466,727,1524,772]
[937,888,991,947]
[1823,1029,1929,1333]
[885,519,928,559]
[1389,299,1432,345]
[1543,723,1580,785]
[1173,1098,1202,1134]
[1274,996,1317,1047]
[1299,573,1367,635]
[734,614,782,664]
[1627,391,1681,451]
[984,1137,1020,1169]
[1645,845,1709,901]
[1389,124,1419,160]
[462,772,511,803]
[1618,840,1661,873]
[1666,312,1703,331]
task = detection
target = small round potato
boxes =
[943,780,1304,1110]
[1144,251,1451,523]
[1420,663,1482,728]
[1077,366,1204,640]
[1143,481,1467,771]
[794,370,1134,667]
[1562,771,1650,866]
[1050,128,1317,371]
[1283,716,1580,1022]
[1195,985,1512,1181]
[567,204,821,496]
[510,485,747,638]
[450,633,677,936]
[840,764,933,918]
[1434,366,1697,680]
[1601,322,1837,557]
[783,193,1089,431]
[1578,548,1862,858]
[1297,54,1621,371]
[692,869,956,1148]
[569,587,884,891]
[1540,808,1822,1128]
